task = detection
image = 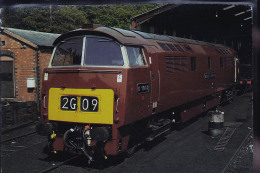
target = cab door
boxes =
[144,47,160,113]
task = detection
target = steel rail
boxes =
[1,131,37,143]
[221,129,253,173]
[38,155,80,173]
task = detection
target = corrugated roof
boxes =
[4,28,60,47]
[131,4,179,25]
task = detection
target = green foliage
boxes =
[0,4,161,33]
[1,6,88,33]
[82,4,161,29]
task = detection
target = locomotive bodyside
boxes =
[37,26,237,160]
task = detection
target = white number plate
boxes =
[61,96,99,112]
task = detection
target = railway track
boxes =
[214,122,244,151]
[214,127,237,151]
[221,129,253,173]
[1,131,37,143]
[39,155,80,173]
[1,130,46,157]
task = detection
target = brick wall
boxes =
[1,33,53,102]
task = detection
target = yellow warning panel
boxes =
[48,88,114,124]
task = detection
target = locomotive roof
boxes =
[53,26,229,50]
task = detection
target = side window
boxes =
[183,45,193,52]
[126,46,146,67]
[174,44,185,52]
[220,57,223,68]
[208,57,211,69]
[167,44,177,51]
[157,42,170,51]
[191,57,196,71]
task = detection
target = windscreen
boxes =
[84,37,124,66]
[51,37,83,66]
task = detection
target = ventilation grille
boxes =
[224,57,234,67]
[165,56,188,73]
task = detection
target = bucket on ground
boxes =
[208,111,224,137]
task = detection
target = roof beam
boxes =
[244,17,252,21]
[223,5,235,10]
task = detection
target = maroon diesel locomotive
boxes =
[36,25,238,161]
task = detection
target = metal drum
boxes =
[208,111,224,137]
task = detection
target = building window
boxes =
[1,41,6,46]
[0,59,15,98]
[208,57,211,69]
[191,57,196,71]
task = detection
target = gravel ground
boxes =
[224,130,253,173]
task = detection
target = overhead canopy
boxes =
[131,4,252,64]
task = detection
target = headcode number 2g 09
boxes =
[80,96,99,112]
[61,96,99,112]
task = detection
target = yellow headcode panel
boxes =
[48,88,114,124]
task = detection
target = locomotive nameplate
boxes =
[137,83,150,94]
[48,88,113,124]
[204,72,216,80]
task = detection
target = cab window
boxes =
[84,37,124,66]
[126,46,146,67]
[51,37,83,66]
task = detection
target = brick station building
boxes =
[0,27,60,127]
